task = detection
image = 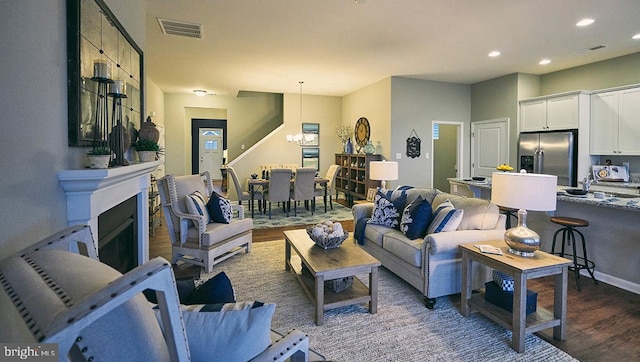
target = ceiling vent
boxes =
[157,18,202,39]
[576,45,606,54]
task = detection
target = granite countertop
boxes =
[448,178,640,212]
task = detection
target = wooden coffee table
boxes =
[284,229,381,326]
[459,240,572,353]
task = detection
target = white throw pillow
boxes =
[164,301,275,362]
[427,199,464,234]
[185,191,210,228]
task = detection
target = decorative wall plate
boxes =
[354,117,370,147]
[406,129,421,158]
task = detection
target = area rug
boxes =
[200,240,578,362]
[250,200,353,229]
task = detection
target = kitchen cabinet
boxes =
[519,91,589,132]
[590,86,640,155]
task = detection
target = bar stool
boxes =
[498,206,518,229]
[550,216,597,291]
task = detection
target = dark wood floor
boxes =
[149,200,640,362]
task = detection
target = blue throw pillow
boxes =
[188,271,236,305]
[400,196,433,239]
[206,192,233,224]
[427,199,464,234]
[368,189,407,229]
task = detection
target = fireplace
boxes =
[58,161,161,267]
[98,195,138,273]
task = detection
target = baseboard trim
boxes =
[581,269,640,295]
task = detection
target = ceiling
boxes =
[142,0,640,97]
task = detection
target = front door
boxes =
[199,128,224,179]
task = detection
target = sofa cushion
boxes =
[427,199,464,234]
[176,301,275,362]
[400,195,433,240]
[363,223,398,247]
[187,217,253,246]
[185,191,210,228]
[382,231,423,267]
[206,192,233,224]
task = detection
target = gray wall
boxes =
[0,0,145,258]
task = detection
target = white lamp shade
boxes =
[369,161,399,181]
[491,172,557,211]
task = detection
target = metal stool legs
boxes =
[551,225,597,291]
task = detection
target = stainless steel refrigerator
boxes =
[518,130,578,186]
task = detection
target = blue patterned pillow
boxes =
[368,189,407,229]
[400,195,433,239]
[427,199,464,234]
[206,192,232,224]
[185,191,210,227]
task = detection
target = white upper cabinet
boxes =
[520,92,587,132]
[590,86,640,155]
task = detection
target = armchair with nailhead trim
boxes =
[0,225,310,361]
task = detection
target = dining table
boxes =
[247,177,329,218]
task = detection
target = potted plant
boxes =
[135,138,160,162]
[87,147,112,169]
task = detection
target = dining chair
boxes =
[290,167,317,216]
[227,166,263,214]
[263,168,292,219]
[315,164,341,211]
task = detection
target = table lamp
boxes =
[491,170,557,257]
[369,161,398,189]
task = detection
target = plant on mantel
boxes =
[87,146,111,155]
[135,138,160,152]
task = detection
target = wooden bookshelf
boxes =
[335,153,381,205]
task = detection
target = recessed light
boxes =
[633,33,640,40]
[488,51,501,57]
[193,90,207,96]
[539,59,551,65]
[576,18,594,27]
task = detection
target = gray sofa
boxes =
[353,187,506,308]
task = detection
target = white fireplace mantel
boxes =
[57,160,162,265]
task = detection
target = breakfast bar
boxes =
[449,177,640,294]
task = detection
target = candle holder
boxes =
[89,76,114,163]
[108,92,129,166]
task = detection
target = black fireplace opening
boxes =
[98,195,138,273]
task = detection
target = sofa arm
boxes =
[352,203,374,224]
[424,229,506,255]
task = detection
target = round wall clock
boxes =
[354,117,370,147]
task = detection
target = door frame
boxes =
[430,120,464,187]
[191,119,227,175]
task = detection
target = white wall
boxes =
[0,0,145,258]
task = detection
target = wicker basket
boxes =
[306,227,349,249]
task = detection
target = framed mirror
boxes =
[67,0,144,146]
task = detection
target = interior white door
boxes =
[199,128,224,179]
[471,118,509,177]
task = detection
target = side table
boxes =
[459,240,571,353]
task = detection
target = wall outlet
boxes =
[623,161,630,169]
[241,144,245,149]
[395,153,402,159]
[425,153,429,159]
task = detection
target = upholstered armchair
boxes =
[0,225,310,362]
[158,171,253,273]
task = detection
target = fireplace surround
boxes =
[57,160,161,267]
